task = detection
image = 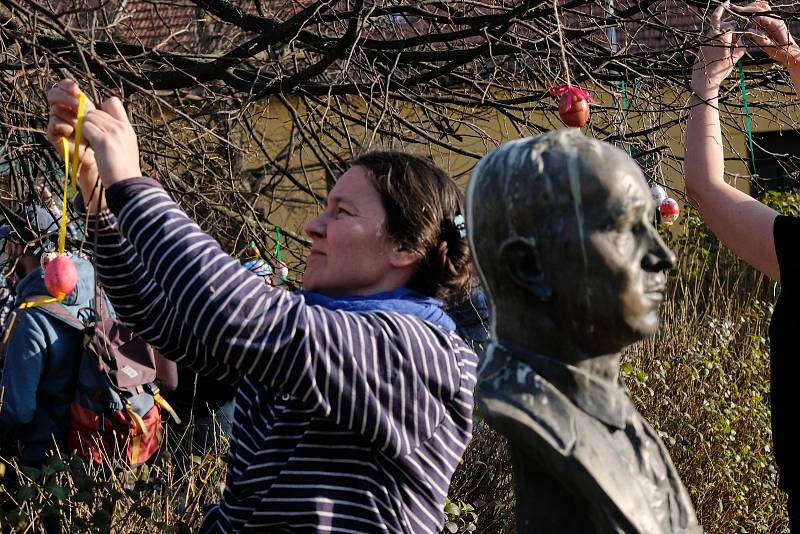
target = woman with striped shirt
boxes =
[47,80,479,533]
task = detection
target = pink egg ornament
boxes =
[659,198,680,225]
[548,86,592,128]
[44,255,78,298]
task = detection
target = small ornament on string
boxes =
[659,197,680,225]
[22,95,85,309]
[247,239,262,259]
[650,183,667,206]
[549,0,590,129]
[275,261,289,282]
[44,254,78,299]
[549,86,592,128]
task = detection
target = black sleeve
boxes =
[774,215,800,288]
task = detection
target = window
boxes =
[750,130,800,194]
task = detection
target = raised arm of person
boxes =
[77,97,475,459]
[47,81,240,385]
[685,3,781,280]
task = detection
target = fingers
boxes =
[79,120,105,151]
[731,35,747,63]
[47,84,96,113]
[745,28,774,48]
[52,79,81,96]
[100,97,131,125]
[729,1,771,15]
[710,3,727,26]
[751,14,794,46]
[711,20,737,36]
[80,103,132,147]
[80,109,115,145]
[46,79,98,153]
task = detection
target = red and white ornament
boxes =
[44,255,78,298]
[548,85,592,128]
[659,198,680,225]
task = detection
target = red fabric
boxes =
[68,403,163,465]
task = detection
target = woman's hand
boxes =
[731,1,800,69]
[80,97,141,188]
[47,80,105,210]
[691,3,746,99]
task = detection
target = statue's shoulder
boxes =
[476,352,578,456]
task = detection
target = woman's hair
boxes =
[352,150,473,300]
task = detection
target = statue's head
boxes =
[467,129,675,358]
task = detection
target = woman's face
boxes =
[302,165,415,297]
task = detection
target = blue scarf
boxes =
[297,288,456,332]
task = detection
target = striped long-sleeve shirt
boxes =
[85,177,479,533]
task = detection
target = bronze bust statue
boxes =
[467,130,701,533]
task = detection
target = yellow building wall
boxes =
[227,79,797,256]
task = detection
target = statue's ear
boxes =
[498,237,552,302]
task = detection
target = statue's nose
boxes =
[643,230,676,272]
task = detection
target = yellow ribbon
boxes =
[70,93,85,195]
[58,138,69,256]
[18,296,61,309]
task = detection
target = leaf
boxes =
[20,466,41,481]
[16,485,35,503]
[444,502,461,516]
[44,482,67,501]
[445,521,459,533]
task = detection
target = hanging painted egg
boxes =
[247,240,261,258]
[650,184,667,206]
[275,261,289,283]
[549,85,592,128]
[659,198,680,225]
[44,255,78,298]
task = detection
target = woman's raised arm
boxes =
[684,3,780,280]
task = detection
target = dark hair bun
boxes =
[426,227,473,297]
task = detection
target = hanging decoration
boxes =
[44,255,78,297]
[549,86,592,128]
[20,93,85,308]
[659,197,681,225]
[549,0,591,128]
[243,239,273,281]
[650,184,667,206]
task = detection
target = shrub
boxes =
[0,422,227,532]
